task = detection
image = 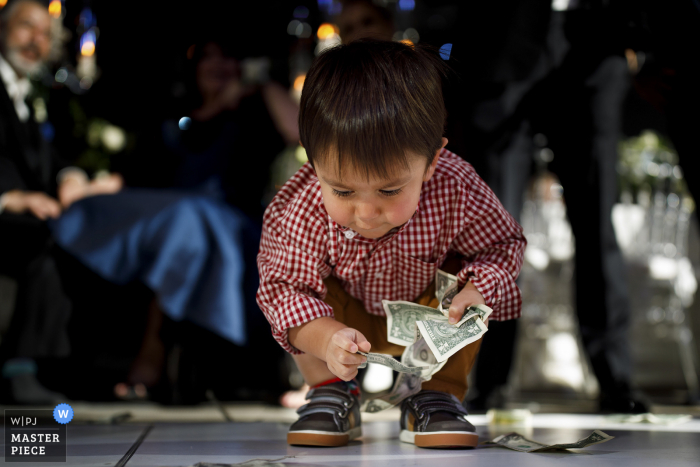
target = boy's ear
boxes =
[423,137,448,182]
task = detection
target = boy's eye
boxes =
[332,189,352,197]
[380,188,402,197]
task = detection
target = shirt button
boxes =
[344,230,356,239]
[375,272,384,278]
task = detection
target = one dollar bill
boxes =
[356,351,426,375]
[417,315,488,362]
[485,430,614,452]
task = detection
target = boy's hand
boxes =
[447,281,488,326]
[325,328,371,381]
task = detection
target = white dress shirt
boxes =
[0,52,31,122]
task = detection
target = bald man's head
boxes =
[1,0,52,76]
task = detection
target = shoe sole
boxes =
[400,429,479,448]
[287,427,362,447]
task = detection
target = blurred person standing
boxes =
[445,0,648,413]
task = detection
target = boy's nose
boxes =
[355,202,380,222]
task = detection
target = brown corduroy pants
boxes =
[322,266,482,401]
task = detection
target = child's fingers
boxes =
[447,282,485,324]
[331,331,358,353]
[447,306,463,324]
[336,350,365,365]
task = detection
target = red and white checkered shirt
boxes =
[257,150,526,353]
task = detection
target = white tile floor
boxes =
[2,413,699,467]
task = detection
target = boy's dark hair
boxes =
[299,40,447,180]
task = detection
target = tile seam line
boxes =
[116,424,153,467]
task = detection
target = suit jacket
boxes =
[0,79,63,198]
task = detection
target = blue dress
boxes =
[49,188,258,346]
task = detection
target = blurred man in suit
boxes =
[0,0,72,404]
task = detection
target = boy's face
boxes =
[314,139,446,239]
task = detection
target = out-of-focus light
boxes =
[293,74,305,91]
[179,117,192,130]
[403,28,419,43]
[317,23,338,40]
[54,68,68,83]
[439,43,452,60]
[295,145,308,163]
[0,0,7,9]
[80,29,97,56]
[298,22,312,38]
[48,0,61,18]
[646,161,659,176]
[293,5,309,18]
[187,44,195,60]
[81,41,95,56]
[400,39,413,47]
[398,0,415,11]
[287,20,301,35]
[101,125,127,152]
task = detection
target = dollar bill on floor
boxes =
[357,351,426,375]
[417,315,488,362]
[484,430,614,452]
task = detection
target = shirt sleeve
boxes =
[256,195,335,354]
[450,172,526,321]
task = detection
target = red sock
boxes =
[312,377,361,397]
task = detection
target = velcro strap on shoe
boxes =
[404,391,468,432]
[296,386,356,432]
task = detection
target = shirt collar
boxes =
[330,210,417,244]
[0,53,31,103]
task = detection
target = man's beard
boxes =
[4,44,44,76]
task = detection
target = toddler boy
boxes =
[257,40,525,448]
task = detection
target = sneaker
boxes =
[287,381,361,446]
[400,390,478,448]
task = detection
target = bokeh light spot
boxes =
[287,20,301,35]
[54,68,68,83]
[439,43,452,60]
[398,0,415,11]
[293,74,306,92]
[179,117,192,130]
[81,41,95,56]
[48,0,61,18]
[317,23,338,40]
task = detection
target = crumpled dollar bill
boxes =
[483,430,614,452]
[360,270,491,411]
